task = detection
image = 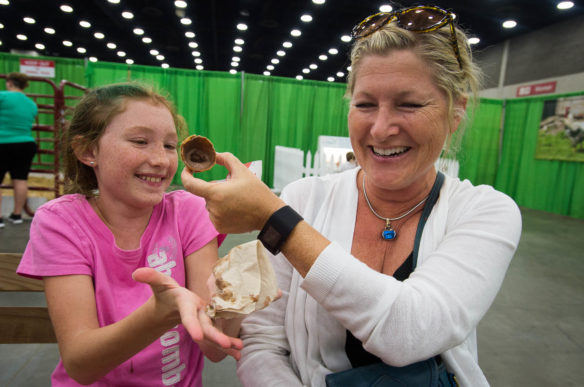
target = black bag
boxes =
[325,356,457,387]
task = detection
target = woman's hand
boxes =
[181,152,285,233]
[132,267,243,359]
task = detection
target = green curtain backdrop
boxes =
[458,99,504,187]
[495,92,584,219]
[1,52,583,219]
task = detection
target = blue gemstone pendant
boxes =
[382,220,396,240]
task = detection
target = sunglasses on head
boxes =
[351,5,462,69]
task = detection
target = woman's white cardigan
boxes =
[237,167,522,387]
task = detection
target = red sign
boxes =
[516,81,557,97]
[19,58,55,78]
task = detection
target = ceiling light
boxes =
[60,5,73,13]
[336,72,344,77]
[468,37,480,45]
[263,71,270,76]
[233,46,242,52]
[283,41,292,48]
[94,32,105,39]
[301,14,313,23]
[379,5,393,12]
[327,77,334,82]
[23,17,35,24]
[16,34,27,41]
[142,37,152,44]
[502,20,517,28]
[0,0,9,5]
[194,58,202,64]
[156,55,165,60]
[0,23,3,29]
[133,28,144,35]
[231,62,239,67]
[126,59,134,64]
[192,51,201,56]
[328,48,338,55]
[185,31,195,38]
[162,63,169,69]
[79,20,91,28]
[319,55,328,61]
[341,35,352,42]
[150,49,159,55]
[175,1,187,8]
[107,42,117,49]
[302,68,310,74]
[235,38,245,45]
[557,1,574,9]
[196,65,204,70]
[271,58,279,64]
[291,29,301,37]
[181,18,192,25]
[296,75,303,80]
[189,42,198,48]
[77,47,86,53]
[277,50,285,56]
[232,56,240,62]
[230,69,237,74]
[312,0,325,4]
[309,63,317,69]
[89,57,98,62]
[121,11,134,19]
[107,0,120,4]
[63,40,73,46]
[267,65,274,70]
[237,23,248,31]
[44,27,56,34]
[117,51,126,57]
[35,43,45,50]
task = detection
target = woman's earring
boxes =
[89,161,95,166]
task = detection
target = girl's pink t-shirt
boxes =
[18,190,224,386]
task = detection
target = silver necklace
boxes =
[362,173,429,241]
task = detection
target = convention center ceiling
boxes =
[1,0,583,82]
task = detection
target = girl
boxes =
[17,83,242,386]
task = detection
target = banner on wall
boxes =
[19,58,55,78]
[535,95,584,162]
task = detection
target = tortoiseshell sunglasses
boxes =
[351,5,462,69]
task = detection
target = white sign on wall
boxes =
[19,58,55,78]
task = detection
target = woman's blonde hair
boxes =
[347,20,483,159]
[62,82,187,197]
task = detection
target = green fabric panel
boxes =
[458,99,503,186]
[495,92,584,219]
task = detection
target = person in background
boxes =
[17,83,242,386]
[182,5,522,387]
[340,151,358,171]
[0,72,38,228]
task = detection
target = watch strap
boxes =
[257,205,303,255]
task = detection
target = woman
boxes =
[0,72,38,227]
[182,6,522,387]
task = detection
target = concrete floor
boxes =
[1,201,583,386]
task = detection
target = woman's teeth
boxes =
[372,146,409,156]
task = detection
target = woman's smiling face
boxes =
[348,49,462,193]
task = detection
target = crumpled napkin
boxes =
[206,240,278,319]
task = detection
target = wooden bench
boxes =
[0,253,57,343]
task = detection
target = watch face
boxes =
[262,225,281,247]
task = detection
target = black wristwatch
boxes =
[257,205,303,255]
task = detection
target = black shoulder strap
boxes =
[412,172,445,269]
